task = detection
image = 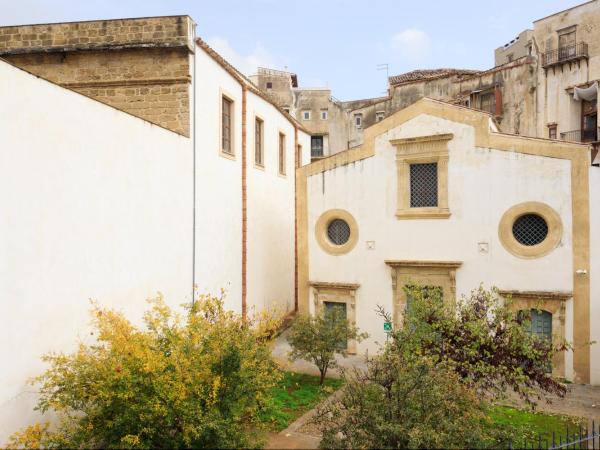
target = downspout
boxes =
[242,85,248,320]
[192,34,197,305]
[294,126,299,312]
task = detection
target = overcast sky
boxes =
[0,0,584,100]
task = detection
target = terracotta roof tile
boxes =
[388,68,480,86]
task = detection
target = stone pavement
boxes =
[270,328,368,378]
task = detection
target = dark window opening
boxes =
[311,136,324,158]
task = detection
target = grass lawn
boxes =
[259,371,343,432]
[488,405,586,447]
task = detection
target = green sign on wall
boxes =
[383,322,392,332]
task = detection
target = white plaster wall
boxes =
[298,130,312,167]
[193,46,243,312]
[589,167,600,384]
[0,61,193,442]
[307,114,574,363]
[246,90,297,315]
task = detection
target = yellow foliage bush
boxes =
[7,293,282,449]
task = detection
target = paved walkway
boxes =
[270,329,368,378]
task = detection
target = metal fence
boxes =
[511,420,599,449]
[560,129,598,143]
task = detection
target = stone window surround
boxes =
[309,281,360,354]
[219,88,236,160]
[385,260,462,327]
[302,110,311,120]
[390,133,452,219]
[498,201,563,259]
[278,130,287,177]
[499,290,571,379]
[315,209,359,256]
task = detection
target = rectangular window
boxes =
[279,132,286,175]
[321,110,328,120]
[410,163,438,208]
[303,111,311,120]
[376,111,385,122]
[355,113,362,128]
[266,81,273,89]
[311,135,324,158]
[479,92,495,114]
[221,96,233,155]
[548,124,557,140]
[254,117,264,166]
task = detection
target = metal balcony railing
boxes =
[542,42,588,67]
[560,128,598,143]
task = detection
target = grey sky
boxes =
[0,0,584,100]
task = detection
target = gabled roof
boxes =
[196,38,308,133]
[388,68,480,86]
[301,97,587,177]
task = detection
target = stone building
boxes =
[495,29,534,66]
[251,67,349,159]
[0,16,311,442]
[286,0,599,154]
[533,0,599,144]
[0,16,195,136]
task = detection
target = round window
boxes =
[512,213,549,246]
[327,219,351,245]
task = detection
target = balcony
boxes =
[542,42,588,68]
[560,128,598,143]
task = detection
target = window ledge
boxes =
[220,151,236,161]
[396,208,451,220]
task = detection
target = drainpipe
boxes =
[192,32,197,305]
[294,126,299,312]
[241,85,248,320]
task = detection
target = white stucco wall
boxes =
[193,46,243,312]
[307,114,574,373]
[246,90,297,314]
[0,61,193,442]
[589,167,600,385]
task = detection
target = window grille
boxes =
[327,219,351,245]
[311,136,324,157]
[410,163,438,207]
[512,214,548,246]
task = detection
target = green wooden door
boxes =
[524,309,552,372]
[324,302,347,350]
[529,310,552,341]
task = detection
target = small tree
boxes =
[316,356,492,449]
[287,307,367,384]
[7,293,282,449]
[385,285,567,405]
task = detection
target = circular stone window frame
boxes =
[498,202,563,259]
[316,209,359,256]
